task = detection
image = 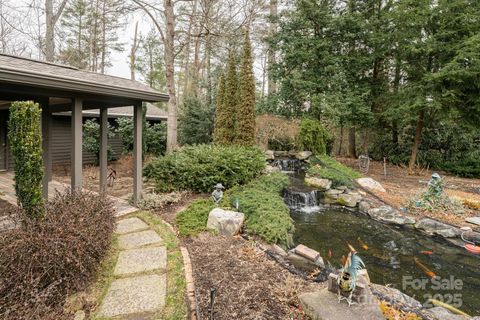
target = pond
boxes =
[279,160,480,316]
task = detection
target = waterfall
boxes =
[283,188,322,213]
[272,158,302,173]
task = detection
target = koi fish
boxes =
[414,257,437,279]
[340,255,346,266]
[420,250,434,255]
[357,237,369,250]
[328,249,332,259]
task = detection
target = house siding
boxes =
[4,115,124,170]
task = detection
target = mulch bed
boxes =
[184,233,323,320]
[153,195,324,320]
[0,199,15,217]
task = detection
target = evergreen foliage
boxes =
[213,73,227,144]
[213,52,238,144]
[234,31,256,145]
[7,101,44,218]
[83,119,115,164]
[179,96,215,145]
[143,144,265,193]
[116,118,167,156]
[298,118,332,155]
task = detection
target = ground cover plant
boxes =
[0,192,115,320]
[175,198,216,236]
[143,144,265,192]
[307,155,361,188]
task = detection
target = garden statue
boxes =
[211,183,224,205]
[337,244,365,306]
[427,173,443,197]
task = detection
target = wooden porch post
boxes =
[40,99,52,200]
[99,107,108,193]
[133,102,143,205]
[71,98,83,191]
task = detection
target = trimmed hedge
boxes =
[0,192,115,320]
[7,101,44,218]
[307,156,361,188]
[143,144,265,192]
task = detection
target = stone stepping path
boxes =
[99,216,167,318]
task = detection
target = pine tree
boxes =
[214,52,237,144]
[235,31,256,145]
[213,73,227,144]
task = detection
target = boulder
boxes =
[206,208,245,236]
[358,201,371,214]
[296,151,313,160]
[370,283,422,309]
[356,177,386,193]
[265,164,281,174]
[368,206,416,225]
[299,288,384,320]
[336,193,360,207]
[466,216,480,226]
[414,218,461,238]
[305,177,332,191]
[426,307,470,320]
[265,150,275,160]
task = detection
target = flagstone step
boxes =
[115,217,150,234]
[114,246,167,276]
[118,230,163,250]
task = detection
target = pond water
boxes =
[280,161,480,316]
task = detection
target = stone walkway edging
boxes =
[181,246,198,320]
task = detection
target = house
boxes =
[0,53,169,204]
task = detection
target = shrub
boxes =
[0,191,115,320]
[307,156,361,188]
[179,96,215,145]
[223,173,294,246]
[144,144,265,192]
[298,118,333,155]
[7,101,44,218]
[83,118,115,164]
[255,114,299,150]
[135,192,183,210]
[176,198,216,236]
[117,117,167,156]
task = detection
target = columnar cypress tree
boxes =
[235,31,256,145]
[213,73,227,144]
[214,52,238,144]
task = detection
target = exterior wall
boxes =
[4,114,125,170]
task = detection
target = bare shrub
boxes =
[0,191,115,320]
[255,114,300,150]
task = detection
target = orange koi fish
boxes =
[340,255,346,266]
[357,237,369,250]
[414,257,437,279]
[420,251,434,255]
[328,249,332,259]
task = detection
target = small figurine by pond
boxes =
[337,244,365,306]
[211,183,224,205]
[427,172,443,197]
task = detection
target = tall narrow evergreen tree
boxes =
[214,52,238,144]
[235,31,256,145]
[213,73,227,144]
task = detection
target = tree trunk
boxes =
[348,127,356,158]
[408,110,424,172]
[267,0,277,95]
[362,129,369,155]
[165,0,177,152]
[181,0,198,100]
[45,0,55,61]
[338,124,344,156]
[130,21,139,81]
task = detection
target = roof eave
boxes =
[0,69,169,102]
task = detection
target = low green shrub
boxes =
[143,144,265,192]
[441,150,480,178]
[298,118,333,155]
[176,199,216,236]
[224,173,293,246]
[307,156,361,188]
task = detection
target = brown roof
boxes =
[0,54,169,102]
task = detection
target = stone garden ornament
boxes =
[427,172,443,197]
[211,183,224,205]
